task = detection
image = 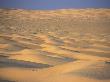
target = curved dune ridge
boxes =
[0,9,110,82]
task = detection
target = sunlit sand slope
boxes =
[0,9,110,82]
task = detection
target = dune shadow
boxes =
[69,62,110,80]
[0,78,15,82]
[0,58,52,68]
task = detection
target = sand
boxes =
[0,8,110,82]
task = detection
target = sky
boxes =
[0,0,110,10]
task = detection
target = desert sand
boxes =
[0,8,110,82]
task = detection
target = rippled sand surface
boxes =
[0,9,110,82]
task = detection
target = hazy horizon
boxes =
[0,0,110,10]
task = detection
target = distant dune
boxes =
[0,8,110,35]
[0,8,110,82]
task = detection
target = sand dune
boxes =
[0,8,110,82]
[0,32,110,82]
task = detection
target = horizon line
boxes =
[0,7,110,11]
